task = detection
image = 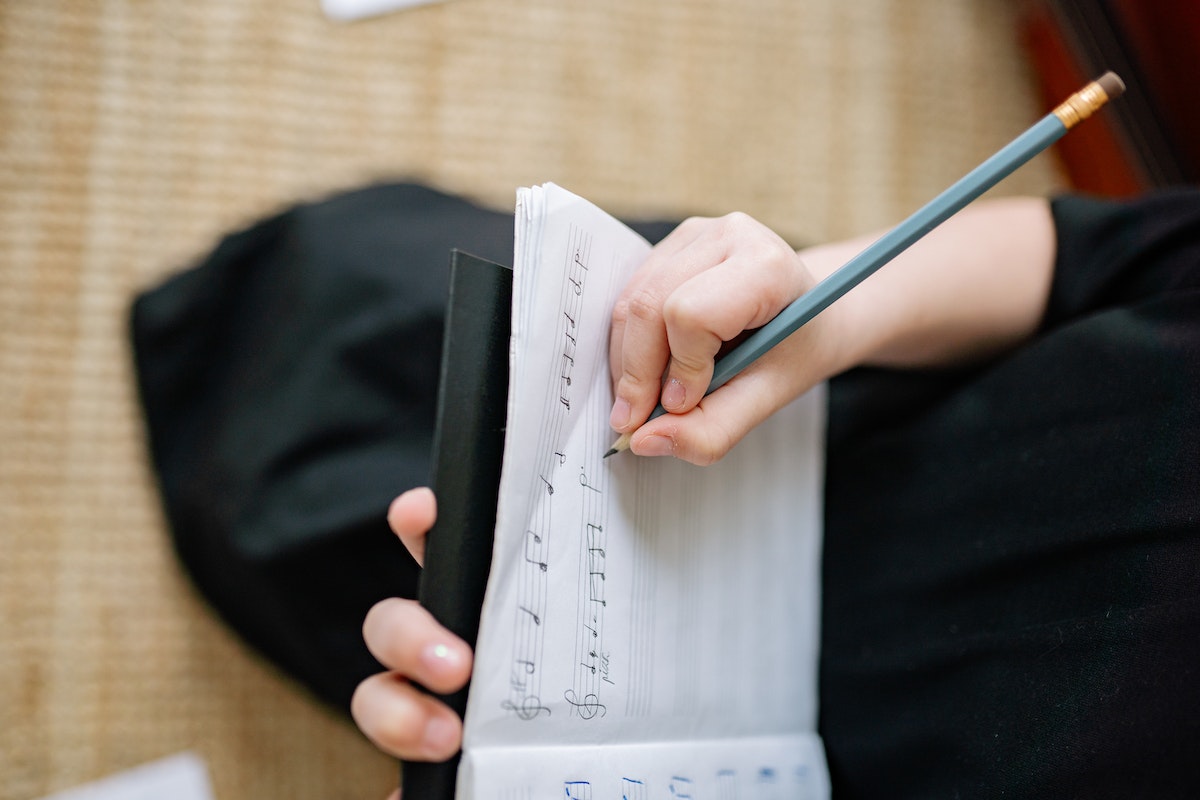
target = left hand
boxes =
[350,489,473,769]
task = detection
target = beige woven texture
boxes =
[0,1,1061,798]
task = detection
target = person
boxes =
[352,190,1200,797]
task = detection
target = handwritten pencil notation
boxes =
[472,185,827,798]
[506,225,597,721]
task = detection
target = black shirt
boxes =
[822,189,1200,798]
[135,184,1200,795]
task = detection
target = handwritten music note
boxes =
[563,782,591,800]
[455,184,830,799]
[668,776,695,799]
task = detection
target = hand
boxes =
[608,200,1056,465]
[608,213,846,465]
[350,488,473,766]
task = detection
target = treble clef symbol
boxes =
[564,689,607,720]
[501,695,552,720]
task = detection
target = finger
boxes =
[387,791,401,800]
[610,220,727,431]
[659,238,809,414]
[628,387,767,466]
[609,219,709,394]
[387,487,437,567]
[362,598,473,693]
[351,672,462,761]
[629,341,812,465]
[609,283,671,432]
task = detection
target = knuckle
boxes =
[663,296,719,346]
[661,291,703,334]
[671,356,709,379]
[667,348,712,379]
[610,296,631,326]
[722,210,754,229]
[751,236,789,270]
[619,367,659,393]
[622,286,664,324]
[714,211,757,242]
[690,442,722,467]
[677,215,712,235]
[694,423,737,466]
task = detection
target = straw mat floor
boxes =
[0,1,1060,798]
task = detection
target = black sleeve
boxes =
[1044,188,1200,328]
[821,189,1200,799]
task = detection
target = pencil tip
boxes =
[605,432,632,457]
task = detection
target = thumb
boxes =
[629,368,783,465]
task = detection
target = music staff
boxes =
[506,225,603,723]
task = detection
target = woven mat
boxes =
[0,1,1061,798]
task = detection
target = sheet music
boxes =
[459,183,829,798]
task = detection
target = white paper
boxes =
[37,752,215,800]
[320,0,450,22]
[460,184,829,797]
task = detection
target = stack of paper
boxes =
[456,184,830,798]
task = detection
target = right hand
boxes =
[607,199,1056,466]
[350,488,474,765]
[608,213,845,465]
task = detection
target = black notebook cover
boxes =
[400,250,512,799]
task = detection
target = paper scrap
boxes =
[37,752,215,800]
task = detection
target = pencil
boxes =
[604,71,1125,458]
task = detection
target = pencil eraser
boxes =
[1097,71,1126,100]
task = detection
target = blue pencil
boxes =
[607,72,1125,457]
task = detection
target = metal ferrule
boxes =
[1052,81,1110,128]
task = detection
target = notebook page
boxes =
[459,184,829,798]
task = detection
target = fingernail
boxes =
[610,396,631,430]
[410,486,434,502]
[636,435,674,457]
[661,378,685,411]
[424,714,458,756]
[421,642,464,674]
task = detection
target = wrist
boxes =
[793,241,893,378]
[794,197,1056,373]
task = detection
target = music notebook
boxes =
[410,183,830,799]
